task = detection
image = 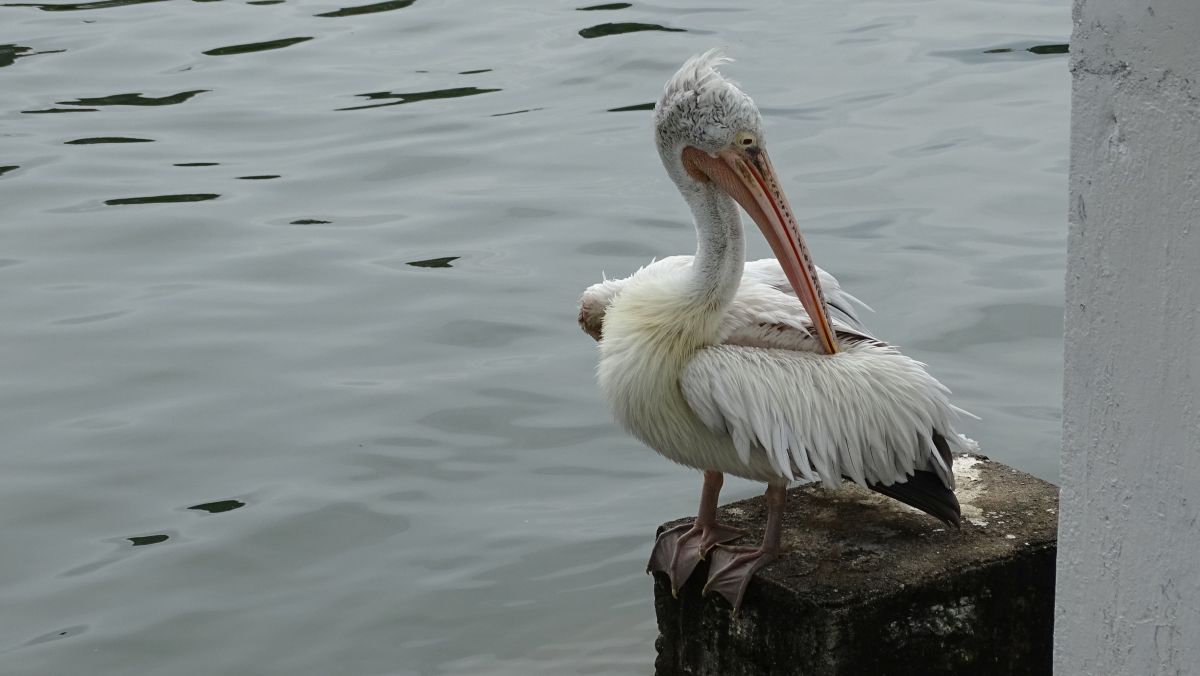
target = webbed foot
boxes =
[702,544,777,612]
[647,521,746,597]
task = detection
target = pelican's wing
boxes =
[680,339,972,525]
[581,257,874,343]
[744,259,874,334]
[717,271,878,351]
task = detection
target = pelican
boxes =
[579,50,976,611]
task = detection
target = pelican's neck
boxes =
[681,181,745,310]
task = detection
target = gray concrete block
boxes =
[653,454,1058,676]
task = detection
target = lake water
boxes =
[1,0,1068,674]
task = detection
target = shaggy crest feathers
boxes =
[654,48,762,156]
[658,48,734,105]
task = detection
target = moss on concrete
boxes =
[653,454,1058,676]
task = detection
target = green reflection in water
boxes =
[578,22,684,39]
[105,194,220,205]
[577,2,632,9]
[607,102,654,112]
[2,0,167,11]
[338,86,500,111]
[315,0,414,17]
[204,37,313,56]
[189,499,245,513]
[407,256,460,268]
[128,534,169,546]
[22,108,98,114]
[66,137,154,144]
[0,44,32,67]
[60,90,208,106]
[490,108,541,117]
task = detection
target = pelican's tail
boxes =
[867,430,961,528]
[868,470,961,528]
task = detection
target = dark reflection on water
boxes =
[986,43,1069,55]
[607,102,654,112]
[490,107,542,117]
[203,37,313,56]
[0,165,19,177]
[188,500,246,514]
[22,107,99,114]
[105,193,220,205]
[174,162,219,166]
[2,0,166,10]
[934,42,1069,63]
[338,86,500,111]
[408,256,460,268]
[237,174,281,180]
[24,625,89,647]
[128,534,170,546]
[315,0,415,18]
[59,90,208,107]
[290,218,331,224]
[0,44,32,67]
[577,2,632,9]
[65,136,154,144]
[579,22,686,38]
[0,44,64,67]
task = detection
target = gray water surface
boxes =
[2,1,1067,674]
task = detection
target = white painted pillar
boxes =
[1058,1,1200,673]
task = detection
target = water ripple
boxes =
[0,43,65,67]
[203,37,313,57]
[933,42,1070,64]
[51,310,132,325]
[22,107,98,114]
[65,136,154,144]
[105,193,219,205]
[188,500,246,514]
[338,86,501,111]
[607,102,654,112]
[315,0,415,18]
[59,90,208,107]
[407,256,460,268]
[578,22,686,39]
[2,0,166,10]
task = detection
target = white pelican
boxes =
[579,50,975,611]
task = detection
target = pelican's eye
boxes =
[734,131,757,148]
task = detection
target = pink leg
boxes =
[703,482,786,612]
[647,471,747,596]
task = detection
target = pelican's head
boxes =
[652,50,839,354]
[654,49,763,163]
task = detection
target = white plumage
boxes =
[583,256,971,487]
[580,50,976,610]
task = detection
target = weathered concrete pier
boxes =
[652,454,1058,676]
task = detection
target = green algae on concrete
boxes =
[652,454,1058,676]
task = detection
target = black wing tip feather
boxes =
[868,470,962,529]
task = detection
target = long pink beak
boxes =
[683,145,840,355]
